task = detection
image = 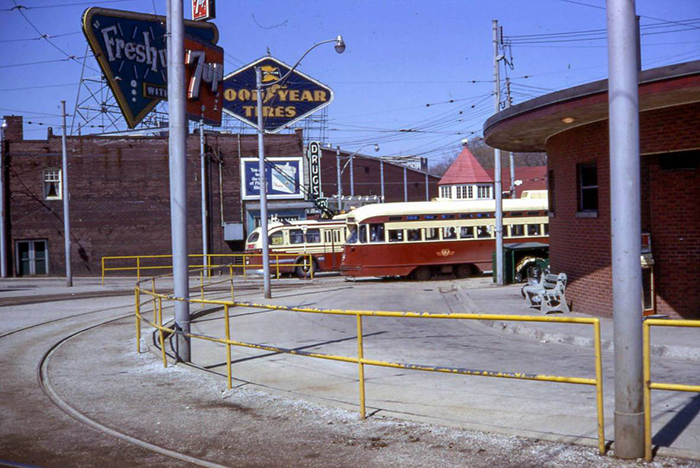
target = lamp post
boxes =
[0,118,7,278]
[257,36,345,299]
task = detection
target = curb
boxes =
[454,285,700,362]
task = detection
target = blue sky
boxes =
[1,0,699,165]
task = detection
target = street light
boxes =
[336,143,379,210]
[0,118,7,278]
[257,36,346,299]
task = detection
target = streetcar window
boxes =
[510,225,524,237]
[543,224,549,236]
[347,225,358,244]
[459,213,473,219]
[324,231,332,243]
[388,216,402,221]
[406,215,419,221]
[424,215,436,220]
[269,231,284,246]
[425,228,439,240]
[460,226,474,239]
[247,232,260,243]
[407,229,421,241]
[527,224,541,237]
[388,229,404,242]
[442,226,457,239]
[369,224,385,243]
[289,229,304,244]
[306,229,321,244]
[441,214,455,219]
[359,225,368,244]
[477,226,491,238]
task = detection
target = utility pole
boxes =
[349,151,355,197]
[61,101,72,287]
[256,67,272,299]
[505,77,516,198]
[403,166,407,202]
[167,0,190,361]
[380,159,385,202]
[0,118,7,278]
[425,172,429,201]
[493,19,504,286]
[607,0,643,459]
[199,119,209,276]
[336,146,342,211]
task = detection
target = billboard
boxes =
[222,56,334,133]
[241,157,304,200]
[82,8,219,128]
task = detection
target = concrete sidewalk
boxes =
[455,280,700,362]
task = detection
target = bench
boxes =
[522,273,570,314]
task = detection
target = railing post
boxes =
[643,321,653,462]
[200,271,204,309]
[152,278,157,318]
[356,313,366,419]
[243,254,247,280]
[224,304,232,390]
[594,319,606,454]
[135,286,141,353]
[230,264,234,301]
[137,257,141,283]
[310,254,314,280]
[101,257,105,285]
[157,297,167,368]
[276,254,280,279]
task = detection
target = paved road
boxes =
[0,276,698,467]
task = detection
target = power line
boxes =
[0,31,81,43]
[0,56,87,69]
[1,0,135,12]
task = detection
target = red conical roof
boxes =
[438,146,493,185]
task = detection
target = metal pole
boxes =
[61,101,72,287]
[380,159,385,202]
[607,0,643,458]
[0,118,6,278]
[167,0,190,361]
[336,146,342,211]
[199,119,209,275]
[505,77,516,198]
[403,166,407,202]
[493,19,504,286]
[349,151,354,197]
[256,67,271,299]
[425,172,429,201]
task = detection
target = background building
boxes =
[0,116,437,277]
[485,60,700,320]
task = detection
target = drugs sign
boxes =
[82,8,219,128]
[222,56,334,133]
[307,141,323,199]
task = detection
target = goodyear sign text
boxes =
[222,56,334,133]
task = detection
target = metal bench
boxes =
[522,273,570,314]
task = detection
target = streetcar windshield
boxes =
[246,231,260,244]
[347,224,358,244]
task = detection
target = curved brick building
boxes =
[484,61,700,319]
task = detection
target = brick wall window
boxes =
[547,169,555,214]
[43,169,62,200]
[577,162,598,213]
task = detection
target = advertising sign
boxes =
[82,8,219,128]
[184,35,223,125]
[192,0,215,21]
[222,56,334,133]
[241,157,304,200]
[306,141,323,200]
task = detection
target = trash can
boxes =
[493,242,549,284]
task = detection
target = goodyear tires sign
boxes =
[222,56,334,133]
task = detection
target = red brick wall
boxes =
[547,102,700,319]
[320,148,439,203]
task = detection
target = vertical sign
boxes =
[184,35,224,125]
[307,141,323,200]
[192,0,215,21]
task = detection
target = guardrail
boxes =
[134,268,607,455]
[643,318,700,461]
[102,253,314,284]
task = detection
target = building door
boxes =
[16,240,48,276]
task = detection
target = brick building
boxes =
[0,116,438,277]
[484,61,700,319]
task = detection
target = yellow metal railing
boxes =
[134,271,607,454]
[643,318,700,461]
[102,253,314,284]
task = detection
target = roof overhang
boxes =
[484,60,700,152]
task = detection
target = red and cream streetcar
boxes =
[245,217,347,277]
[340,191,549,280]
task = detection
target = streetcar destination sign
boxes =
[222,56,334,133]
[82,7,219,128]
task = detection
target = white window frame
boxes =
[43,168,62,200]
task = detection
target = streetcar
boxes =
[244,217,347,277]
[340,191,549,280]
